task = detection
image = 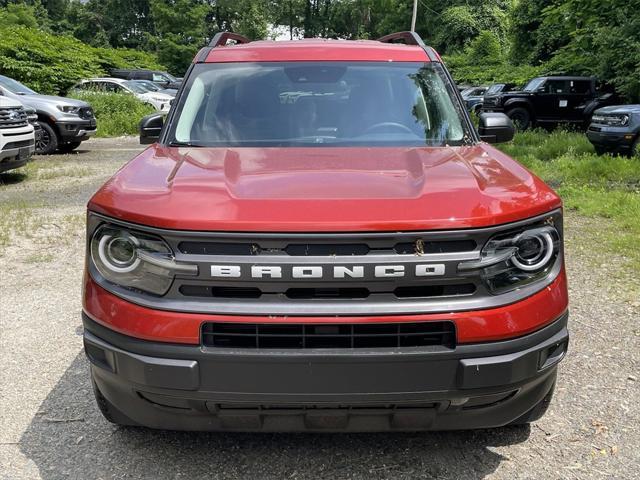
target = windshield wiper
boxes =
[168,140,207,147]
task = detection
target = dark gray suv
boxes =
[587,105,640,156]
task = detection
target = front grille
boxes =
[201,321,456,349]
[0,107,28,129]
[89,210,563,317]
[3,139,35,150]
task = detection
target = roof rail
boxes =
[209,32,251,48]
[377,31,426,47]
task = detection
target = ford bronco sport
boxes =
[83,32,569,432]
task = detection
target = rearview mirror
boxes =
[139,113,165,145]
[477,112,515,144]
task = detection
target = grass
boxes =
[501,129,640,274]
[69,92,156,137]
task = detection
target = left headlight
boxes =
[57,105,81,115]
[90,224,197,296]
[459,214,562,294]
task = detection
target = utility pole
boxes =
[410,0,418,32]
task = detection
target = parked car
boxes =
[587,105,640,156]
[72,78,173,112]
[0,75,97,154]
[110,69,182,90]
[83,31,568,432]
[460,86,487,113]
[0,96,35,173]
[482,76,615,130]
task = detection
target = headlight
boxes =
[151,96,167,102]
[57,105,81,115]
[459,215,561,294]
[592,114,629,126]
[90,224,197,295]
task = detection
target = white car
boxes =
[72,78,173,112]
[0,96,35,173]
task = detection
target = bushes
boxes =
[0,25,164,95]
[69,92,155,137]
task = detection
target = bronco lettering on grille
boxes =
[210,264,446,279]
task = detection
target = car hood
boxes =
[594,104,640,115]
[89,144,561,232]
[15,93,89,108]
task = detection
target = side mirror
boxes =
[478,112,515,144]
[139,113,165,145]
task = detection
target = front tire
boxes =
[507,107,532,131]
[632,136,640,157]
[35,121,59,155]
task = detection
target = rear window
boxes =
[168,62,470,147]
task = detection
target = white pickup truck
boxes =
[0,96,35,173]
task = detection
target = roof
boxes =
[537,76,596,81]
[203,39,431,63]
[84,77,129,84]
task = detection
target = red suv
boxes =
[82,32,569,431]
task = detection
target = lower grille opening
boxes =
[394,283,475,298]
[180,285,262,298]
[201,321,456,349]
[286,288,369,299]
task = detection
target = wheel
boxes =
[35,121,59,155]
[593,145,608,156]
[506,107,531,131]
[59,141,82,153]
[508,383,555,426]
[632,136,640,157]
[91,377,139,427]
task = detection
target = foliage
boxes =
[69,92,155,137]
[0,2,39,28]
[1,0,639,101]
[0,25,164,95]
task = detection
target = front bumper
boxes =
[83,311,568,431]
[587,128,636,153]
[57,119,97,142]
[0,127,35,172]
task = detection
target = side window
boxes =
[545,80,568,94]
[153,73,168,83]
[569,80,591,94]
[103,82,122,93]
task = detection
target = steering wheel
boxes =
[362,122,414,135]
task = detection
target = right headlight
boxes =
[459,215,562,294]
[90,224,197,296]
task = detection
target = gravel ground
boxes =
[0,137,638,480]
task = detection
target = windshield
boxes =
[0,75,37,95]
[137,81,160,92]
[523,78,545,92]
[486,84,504,95]
[123,81,148,94]
[169,62,469,147]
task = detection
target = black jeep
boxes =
[482,76,615,130]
